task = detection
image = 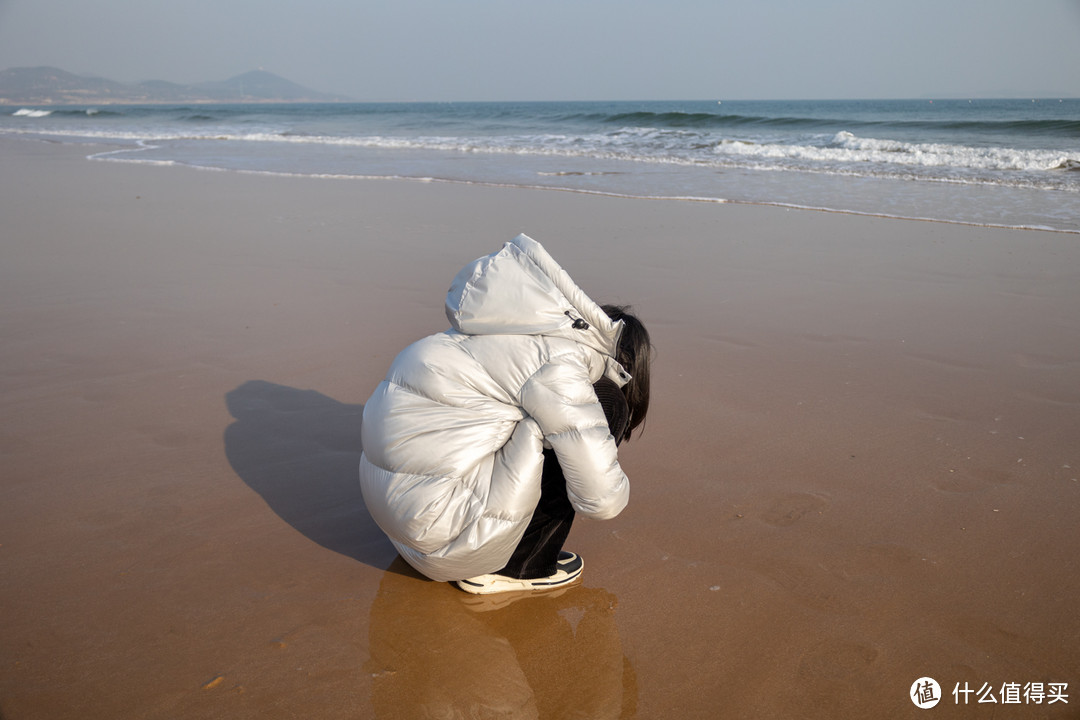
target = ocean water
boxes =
[4,99,1079,232]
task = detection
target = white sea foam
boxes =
[5,121,1075,194]
[12,108,52,118]
[254,128,1077,182]
[713,130,1075,174]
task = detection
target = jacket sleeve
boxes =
[518,351,629,520]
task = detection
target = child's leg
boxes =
[497,449,574,579]
[498,379,629,580]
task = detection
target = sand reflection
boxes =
[368,558,637,719]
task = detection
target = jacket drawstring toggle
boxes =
[565,310,590,331]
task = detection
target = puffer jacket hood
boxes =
[447,234,630,386]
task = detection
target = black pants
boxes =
[497,448,576,579]
[498,378,629,580]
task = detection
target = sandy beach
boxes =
[1,134,1078,718]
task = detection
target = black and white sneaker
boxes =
[454,551,584,595]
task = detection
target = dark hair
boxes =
[602,304,652,443]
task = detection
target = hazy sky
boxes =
[1,0,1078,101]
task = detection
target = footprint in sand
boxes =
[760,492,828,527]
[797,640,879,681]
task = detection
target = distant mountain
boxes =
[0,67,350,105]
[193,70,342,102]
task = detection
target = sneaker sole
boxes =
[454,554,584,595]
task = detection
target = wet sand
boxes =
[1,135,1078,718]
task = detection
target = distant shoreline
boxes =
[4,96,1078,107]
[0,98,354,106]
[0,66,350,106]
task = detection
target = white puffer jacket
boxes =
[358,234,631,581]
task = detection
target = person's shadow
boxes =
[223,379,398,570]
